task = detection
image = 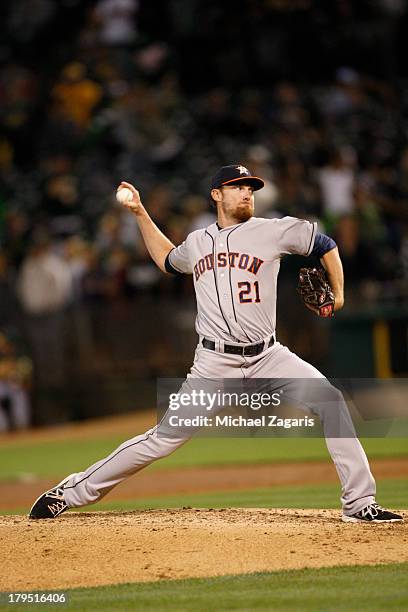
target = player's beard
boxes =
[233,202,253,223]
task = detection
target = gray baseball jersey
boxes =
[168,216,316,343]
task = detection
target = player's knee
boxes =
[308,383,347,419]
[150,431,189,457]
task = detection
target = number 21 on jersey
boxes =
[238,281,260,303]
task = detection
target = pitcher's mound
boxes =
[1,508,406,591]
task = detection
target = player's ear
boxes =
[211,188,222,203]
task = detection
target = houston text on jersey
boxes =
[194,252,264,281]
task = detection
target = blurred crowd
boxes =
[1,0,408,426]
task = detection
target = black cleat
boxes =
[342,502,403,524]
[29,474,74,519]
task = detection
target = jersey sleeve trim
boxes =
[165,249,184,275]
[306,221,318,256]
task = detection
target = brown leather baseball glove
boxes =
[297,267,335,317]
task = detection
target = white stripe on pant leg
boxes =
[63,425,190,508]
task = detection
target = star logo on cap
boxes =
[236,165,249,175]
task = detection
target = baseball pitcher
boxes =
[29,165,403,524]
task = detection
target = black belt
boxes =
[202,336,274,357]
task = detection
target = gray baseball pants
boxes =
[63,341,376,515]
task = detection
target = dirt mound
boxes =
[1,508,406,590]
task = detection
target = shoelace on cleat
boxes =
[47,500,67,516]
[358,503,385,520]
[46,487,65,500]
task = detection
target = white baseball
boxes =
[116,187,133,204]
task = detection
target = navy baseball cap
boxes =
[211,165,264,191]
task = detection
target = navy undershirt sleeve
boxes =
[311,232,337,258]
[165,249,182,274]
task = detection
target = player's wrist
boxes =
[132,204,148,219]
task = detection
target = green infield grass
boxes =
[0,436,407,481]
[3,477,407,516]
[1,563,407,611]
